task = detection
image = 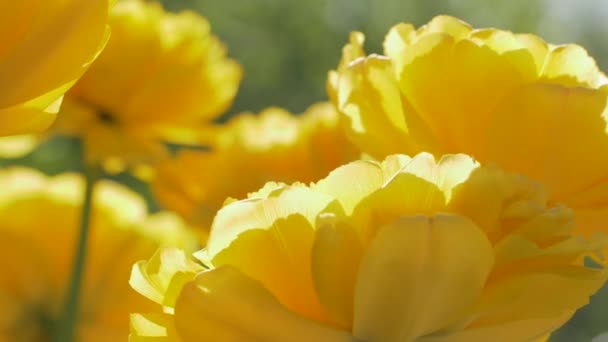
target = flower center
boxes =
[97,111,117,125]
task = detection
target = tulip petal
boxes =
[129,248,203,308]
[206,186,339,321]
[395,31,531,153]
[478,265,608,325]
[541,45,606,88]
[420,16,472,40]
[311,215,364,328]
[353,214,494,341]
[130,312,180,341]
[350,153,477,243]
[484,83,608,206]
[207,185,335,256]
[210,213,329,322]
[338,55,436,158]
[0,135,39,158]
[0,0,110,108]
[314,160,386,215]
[417,313,570,342]
[174,266,353,342]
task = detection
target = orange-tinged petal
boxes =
[174,266,353,342]
[353,214,494,341]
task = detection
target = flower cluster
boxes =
[1,1,608,341]
[131,153,606,341]
[0,168,195,340]
[152,102,359,235]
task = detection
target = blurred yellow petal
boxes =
[0,168,196,340]
[0,135,39,158]
[152,102,359,234]
[0,0,111,135]
[50,0,241,170]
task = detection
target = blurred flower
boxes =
[131,153,606,341]
[152,102,359,235]
[0,135,40,159]
[330,15,608,239]
[0,168,196,341]
[0,0,112,136]
[48,0,241,172]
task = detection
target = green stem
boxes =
[54,165,98,342]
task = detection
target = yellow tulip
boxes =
[0,168,195,341]
[49,0,241,171]
[330,15,608,239]
[0,0,112,136]
[131,153,606,341]
[152,102,359,235]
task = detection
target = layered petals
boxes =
[331,15,608,239]
[353,214,494,342]
[131,153,607,341]
[47,0,242,169]
[152,103,359,233]
[174,267,352,342]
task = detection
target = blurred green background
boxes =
[5,0,608,340]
